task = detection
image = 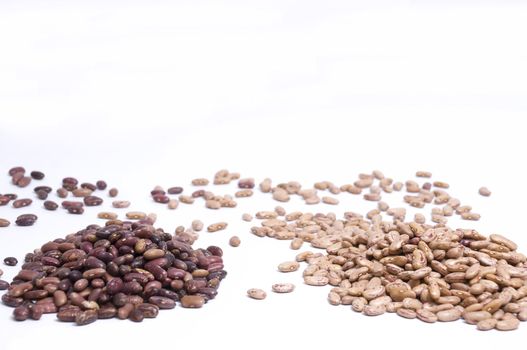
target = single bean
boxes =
[229,236,241,247]
[180,295,205,308]
[247,288,266,300]
[272,283,295,293]
[75,310,98,326]
[13,198,32,208]
[44,200,58,210]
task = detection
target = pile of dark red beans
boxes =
[2,221,226,325]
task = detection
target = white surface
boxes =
[1,1,527,349]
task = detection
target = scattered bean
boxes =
[272,283,295,293]
[112,200,130,208]
[278,261,299,273]
[247,288,266,300]
[108,188,118,197]
[191,178,209,186]
[229,236,241,247]
[12,198,32,208]
[3,257,18,266]
[97,211,118,220]
[207,222,228,232]
[15,214,37,226]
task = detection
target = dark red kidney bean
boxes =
[43,283,58,294]
[41,256,60,267]
[36,190,48,200]
[100,292,111,304]
[55,267,71,279]
[0,280,10,290]
[56,188,68,198]
[208,270,227,280]
[61,201,83,209]
[37,277,58,288]
[167,268,186,280]
[122,281,142,294]
[58,279,71,291]
[145,257,169,269]
[36,303,57,313]
[44,200,58,211]
[112,293,128,307]
[0,196,10,206]
[80,241,93,254]
[34,186,52,193]
[30,306,43,320]
[12,172,24,184]
[68,270,83,281]
[117,303,134,319]
[2,294,24,307]
[136,303,159,318]
[96,180,107,190]
[97,304,116,319]
[170,279,184,290]
[84,257,106,269]
[197,287,218,299]
[68,292,86,307]
[207,246,223,257]
[67,207,84,215]
[4,193,18,200]
[80,183,97,191]
[144,265,167,282]
[57,242,75,251]
[169,240,193,254]
[15,214,37,226]
[17,176,32,188]
[82,268,106,279]
[73,278,89,291]
[75,310,98,325]
[156,288,179,301]
[57,308,80,322]
[88,288,102,302]
[4,257,18,266]
[15,269,40,281]
[106,262,119,276]
[9,166,25,176]
[23,289,48,300]
[91,278,105,289]
[238,178,255,188]
[153,194,169,203]
[53,290,67,307]
[144,280,162,293]
[128,308,144,322]
[208,262,225,272]
[84,196,103,206]
[208,277,220,288]
[143,287,160,299]
[150,189,166,196]
[13,305,30,321]
[62,177,78,191]
[191,190,205,198]
[117,246,132,256]
[30,171,45,180]
[13,198,32,208]
[123,272,149,284]
[167,186,183,194]
[148,296,175,309]
[39,241,58,252]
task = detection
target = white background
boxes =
[1,0,527,349]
